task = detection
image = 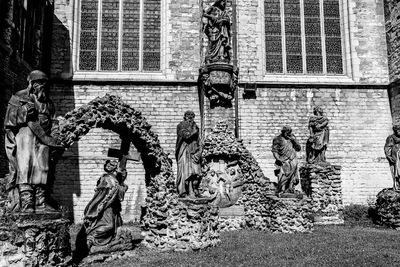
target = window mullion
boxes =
[280,0,287,74]
[299,0,306,74]
[320,0,327,74]
[139,0,144,71]
[96,0,102,71]
[118,0,123,71]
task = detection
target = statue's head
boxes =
[214,0,226,9]
[104,160,118,173]
[281,125,292,138]
[393,124,400,137]
[184,110,195,122]
[313,106,323,116]
[27,70,49,102]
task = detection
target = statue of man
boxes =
[203,0,231,64]
[175,111,202,198]
[384,124,400,190]
[4,70,63,213]
[271,126,301,194]
[306,106,329,164]
[83,160,128,248]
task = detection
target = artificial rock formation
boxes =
[300,164,343,224]
[202,121,313,233]
[58,94,220,252]
[0,214,71,266]
[375,188,400,229]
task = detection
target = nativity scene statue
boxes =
[203,0,231,64]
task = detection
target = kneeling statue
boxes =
[83,160,128,248]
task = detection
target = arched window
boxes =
[78,0,161,72]
[264,0,343,75]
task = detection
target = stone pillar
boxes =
[300,163,344,225]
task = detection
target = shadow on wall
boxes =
[50,12,78,220]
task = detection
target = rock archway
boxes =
[57,94,219,251]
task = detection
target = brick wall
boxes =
[238,86,393,205]
[46,0,394,224]
[384,0,400,122]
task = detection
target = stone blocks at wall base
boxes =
[375,188,400,229]
[300,163,344,225]
[0,213,71,267]
[141,199,220,251]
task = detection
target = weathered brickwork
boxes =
[384,0,400,122]
[238,87,393,205]
[351,0,388,83]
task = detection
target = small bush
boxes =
[343,204,376,226]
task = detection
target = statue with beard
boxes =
[175,111,202,198]
[4,70,63,213]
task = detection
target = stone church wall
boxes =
[27,0,394,223]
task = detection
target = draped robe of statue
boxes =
[175,121,201,197]
[384,134,400,190]
[204,4,231,63]
[306,115,329,164]
[272,134,301,194]
[83,172,128,247]
[4,88,56,210]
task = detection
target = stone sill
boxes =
[72,71,174,82]
[242,74,355,84]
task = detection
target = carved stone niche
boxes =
[199,63,239,108]
[202,159,244,208]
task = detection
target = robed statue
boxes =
[272,126,301,194]
[83,160,128,248]
[384,124,400,191]
[203,0,231,64]
[306,106,329,164]
[175,111,202,198]
[4,70,63,213]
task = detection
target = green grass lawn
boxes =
[84,225,400,267]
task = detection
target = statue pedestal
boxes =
[199,63,238,108]
[0,213,71,266]
[249,196,313,233]
[300,163,344,225]
[141,197,220,251]
[375,188,400,229]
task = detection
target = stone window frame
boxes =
[72,0,168,81]
[259,0,355,84]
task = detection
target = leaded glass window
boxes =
[78,0,161,72]
[264,0,343,75]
